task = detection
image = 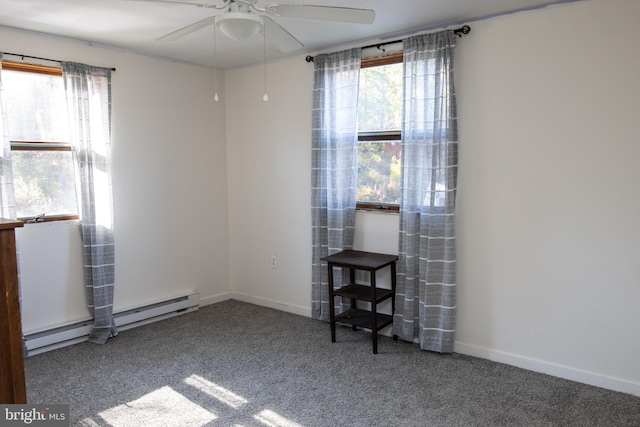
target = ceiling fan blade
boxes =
[126,0,227,8]
[156,16,217,41]
[266,4,375,25]
[261,16,303,53]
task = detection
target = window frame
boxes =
[356,53,403,213]
[2,61,79,223]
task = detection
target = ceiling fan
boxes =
[129,0,376,53]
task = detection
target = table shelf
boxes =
[333,284,394,303]
[335,308,394,331]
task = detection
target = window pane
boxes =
[357,140,401,205]
[357,62,403,133]
[357,59,403,207]
[12,150,77,218]
[2,69,71,142]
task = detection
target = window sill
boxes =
[18,214,79,224]
[356,203,399,214]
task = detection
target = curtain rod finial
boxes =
[305,55,314,63]
[454,25,471,37]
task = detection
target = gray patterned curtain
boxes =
[311,48,361,321]
[62,62,117,344]
[392,31,459,353]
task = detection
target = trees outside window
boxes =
[357,54,403,210]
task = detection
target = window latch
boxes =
[29,213,45,223]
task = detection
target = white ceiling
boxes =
[0,0,575,69]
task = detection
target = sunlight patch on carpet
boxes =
[96,386,216,426]
[184,374,248,408]
[254,409,304,427]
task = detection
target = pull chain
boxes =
[263,23,268,102]
[214,23,220,102]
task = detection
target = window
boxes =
[1,62,78,221]
[357,53,403,211]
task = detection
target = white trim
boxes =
[199,291,234,307]
[230,292,311,318]
[454,341,640,397]
[24,290,639,397]
[200,292,311,317]
[214,293,640,397]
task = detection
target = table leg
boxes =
[370,270,378,354]
[391,260,398,341]
[349,268,357,331]
[327,263,336,343]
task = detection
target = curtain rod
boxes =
[1,51,116,71]
[305,24,470,63]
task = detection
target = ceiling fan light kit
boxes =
[217,12,263,40]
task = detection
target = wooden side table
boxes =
[321,249,398,354]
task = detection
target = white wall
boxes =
[225,58,314,316]
[225,0,640,395]
[2,27,231,333]
[17,221,87,332]
[4,0,638,397]
[454,0,640,394]
[224,59,401,317]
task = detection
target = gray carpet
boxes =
[25,300,640,426]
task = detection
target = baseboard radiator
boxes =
[24,293,199,356]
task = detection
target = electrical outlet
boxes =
[271,255,278,269]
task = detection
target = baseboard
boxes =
[230,292,311,318]
[454,341,640,397]
[44,291,634,397]
[199,291,234,307]
[199,292,311,318]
